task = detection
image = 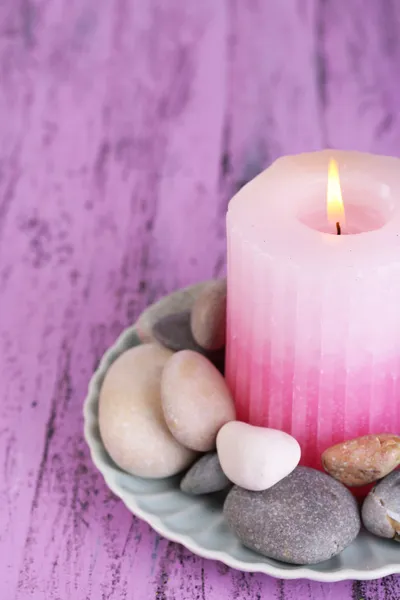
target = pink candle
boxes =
[226,150,400,469]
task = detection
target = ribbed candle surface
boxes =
[226,150,400,469]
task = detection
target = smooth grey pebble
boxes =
[223,466,361,565]
[152,311,206,353]
[153,311,225,374]
[180,453,232,495]
[362,471,400,540]
[136,281,210,343]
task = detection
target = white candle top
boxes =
[227,150,400,271]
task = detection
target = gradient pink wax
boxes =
[226,150,400,469]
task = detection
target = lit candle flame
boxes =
[327,158,345,234]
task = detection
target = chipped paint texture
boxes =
[1,0,400,598]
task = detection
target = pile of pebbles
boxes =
[98,279,400,565]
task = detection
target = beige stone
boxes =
[191,279,227,351]
[161,350,235,452]
[99,344,196,478]
[136,281,212,343]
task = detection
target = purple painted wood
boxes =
[0,1,399,598]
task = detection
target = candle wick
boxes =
[336,221,341,235]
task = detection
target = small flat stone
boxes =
[180,453,231,495]
[161,350,235,452]
[191,279,227,351]
[362,471,400,540]
[223,467,361,565]
[217,421,301,491]
[322,434,400,486]
[99,344,197,478]
[136,281,211,343]
[152,311,205,353]
[153,311,226,374]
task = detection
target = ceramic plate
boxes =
[83,290,400,583]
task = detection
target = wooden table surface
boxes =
[1,1,400,598]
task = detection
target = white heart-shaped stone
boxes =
[217,421,301,491]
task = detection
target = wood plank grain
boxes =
[213,0,326,276]
[1,0,234,599]
[0,0,399,599]
[0,0,174,596]
[316,0,400,154]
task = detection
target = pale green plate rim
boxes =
[83,291,400,583]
